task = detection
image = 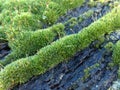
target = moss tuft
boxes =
[104,42,114,51]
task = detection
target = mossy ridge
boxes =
[0,6,120,90]
[1,23,65,66]
[113,40,120,65]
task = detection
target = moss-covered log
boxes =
[0,6,120,90]
[0,23,64,66]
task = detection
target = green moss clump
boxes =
[65,17,77,24]
[108,62,114,68]
[88,1,97,7]
[104,42,114,51]
[68,18,78,28]
[113,40,120,65]
[88,0,108,7]
[83,10,94,18]
[12,12,41,31]
[42,1,64,25]
[78,10,94,22]
[82,63,100,81]
[1,23,65,66]
[82,68,90,81]
[109,1,120,9]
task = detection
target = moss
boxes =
[95,36,105,48]
[0,63,4,70]
[65,10,94,26]
[0,26,6,40]
[79,10,93,22]
[83,10,94,18]
[0,0,46,24]
[52,0,84,10]
[0,0,85,65]
[2,0,30,12]
[84,63,100,73]
[78,16,84,23]
[65,17,77,25]
[1,0,46,15]
[12,12,42,31]
[42,1,64,25]
[118,68,120,78]
[104,42,114,51]
[82,68,90,82]
[43,0,85,25]
[82,63,100,81]
[1,0,84,26]
[78,10,94,22]
[114,1,119,7]
[108,62,114,68]
[1,23,65,66]
[0,10,18,25]
[113,40,120,65]
[64,17,78,26]
[0,0,84,40]
[88,1,97,7]
[0,6,120,90]
[69,18,78,28]
[88,0,110,8]
[30,0,47,15]
[109,1,120,9]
